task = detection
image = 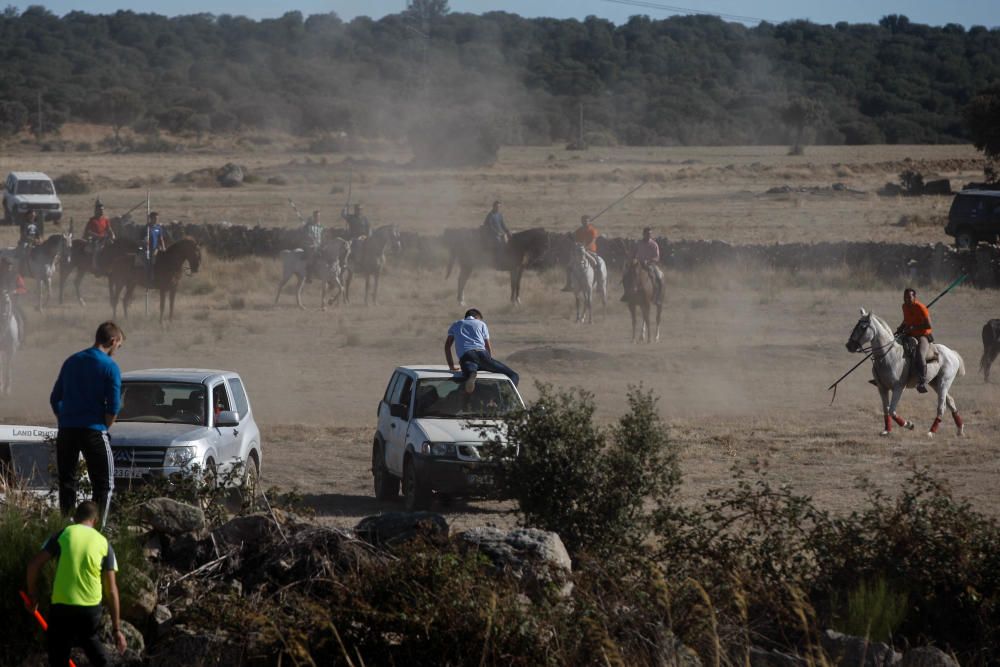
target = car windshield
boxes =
[412,378,522,419]
[118,381,206,425]
[16,180,54,195]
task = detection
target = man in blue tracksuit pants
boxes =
[50,321,125,530]
[444,308,519,393]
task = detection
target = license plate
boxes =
[114,467,149,479]
[467,473,493,486]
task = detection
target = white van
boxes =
[0,424,58,494]
[2,171,63,225]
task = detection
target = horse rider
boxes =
[302,210,324,282]
[141,212,167,281]
[482,200,510,264]
[896,287,933,393]
[341,203,370,241]
[0,255,26,342]
[624,227,663,304]
[84,199,116,272]
[562,214,601,292]
[17,210,43,277]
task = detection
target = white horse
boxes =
[275,238,350,310]
[0,290,19,394]
[845,308,965,437]
[568,243,607,323]
[25,230,72,311]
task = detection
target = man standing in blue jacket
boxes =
[50,321,125,530]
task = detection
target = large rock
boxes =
[458,527,572,598]
[900,647,960,667]
[354,512,449,547]
[821,629,900,667]
[122,570,157,624]
[140,498,205,536]
[212,513,275,548]
[217,163,245,187]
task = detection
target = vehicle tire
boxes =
[955,229,976,250]
[402,456,431,512]
[203,457,219,490]
[243,453,260,510]
[372,440,399,501]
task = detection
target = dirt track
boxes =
[1,141,997,529]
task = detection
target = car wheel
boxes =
[403,457,431,512]
[243,453,260,509]
[372,441,399,501]
[955,230,976,250]
[203,457,219,490]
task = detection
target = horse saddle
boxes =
[901,337,939,363]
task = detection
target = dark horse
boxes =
[59,238,130,306]
[343,224,402,306]
[444,227,550,305]
[108,238,202,323]
[622,259,662,343]
[980,319,1000,382]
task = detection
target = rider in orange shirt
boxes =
[897,287,933,393]
[562,215,600,292]
[84,200,116,271]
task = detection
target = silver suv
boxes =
[3,171,63,224]
[372,365,523,511]
[110,369,262,490]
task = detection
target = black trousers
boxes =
[47,603,109,667]
[56,427,114,529]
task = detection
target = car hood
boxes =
[12,194,60,205]
[412,417,505,443]
[110,422,208,447]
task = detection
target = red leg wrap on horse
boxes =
[930,417,942,433]
[892,414,906,427]
[884,415,891,432]
[953,413,963,427]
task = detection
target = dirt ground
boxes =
[1,140,997,531]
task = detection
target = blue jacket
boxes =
[50,347,121,431]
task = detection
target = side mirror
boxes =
[389,404,408,420]
[216,410,239,427]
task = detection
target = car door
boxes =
[210,381,239,473]
[226,377,255,466]
[384,374,414,475]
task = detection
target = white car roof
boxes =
[122,368,240,384]
[8,172,53,181]
[398,364,511,381]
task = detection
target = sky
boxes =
[26,0,1000,28]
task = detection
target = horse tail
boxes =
[957,350,966,377]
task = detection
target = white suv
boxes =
[372,365,524,511]
[3,171,63,225]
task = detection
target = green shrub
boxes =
[837,578,908,642]
[488,384,679,557]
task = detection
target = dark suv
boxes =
[945,189,1000,249]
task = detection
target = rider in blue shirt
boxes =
[143,212,167,280]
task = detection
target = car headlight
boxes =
[164,446,196,468]
[421,441,456,458]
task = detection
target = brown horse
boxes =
[59,238,130,306]
[623,260,662,343]
[444,227,550,305]
[108,238,202,323]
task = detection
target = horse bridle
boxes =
[848,315,896,363]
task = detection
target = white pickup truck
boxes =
[371,365,523,511]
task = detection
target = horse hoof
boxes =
[879,430,890,437]
[926,432,935,438]
[905,421,915,430]
[957,427,965,437]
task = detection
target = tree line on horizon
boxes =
[0,3,997,150]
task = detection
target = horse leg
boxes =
[887,385,913,433]
[945,393,963,436]
[75,270,87,306]
[510,267,524,305]
[123,284,135,319]
[159,289,167,325]
[585,288,593,324]
[364,273,371,306]
[629,304,639,343]
[642,302,652,343]
[654,301,663,342]
[457,266,472,305]
[274,272,292,306]
[372,270,380,306]
[877,384,892,435]
[295,275,306,310]
[343,269,353,305]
